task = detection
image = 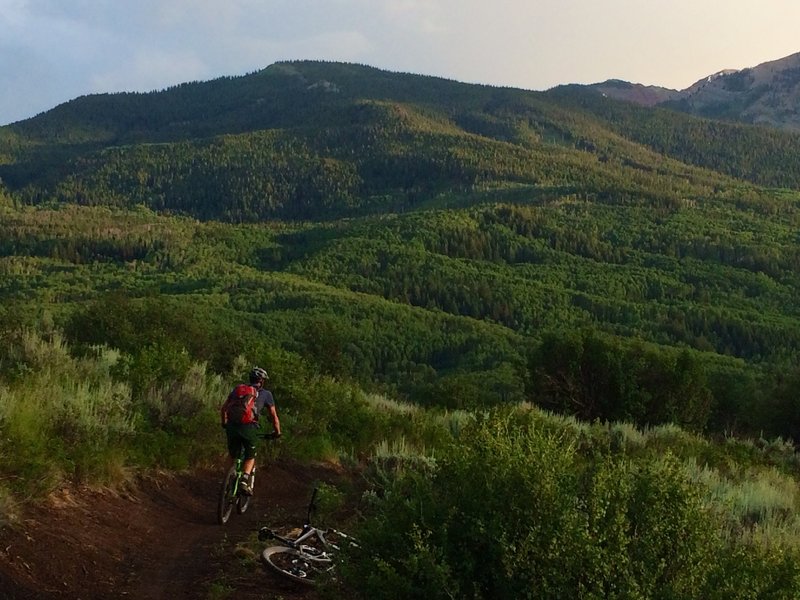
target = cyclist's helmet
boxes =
[249,366,268,384]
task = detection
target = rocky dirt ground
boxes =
[0,459,353,599]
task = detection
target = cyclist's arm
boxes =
[258,389,281,436]
[220,394,231,427]
[265,404,281,436]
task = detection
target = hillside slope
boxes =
[665,52,800,130]
[1,62,800,438]
[545,84,800,189]
[3,60,800,222]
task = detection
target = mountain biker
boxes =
[221,366,281,496]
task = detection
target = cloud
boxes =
[240,30,373,65]
[0,1,124,121]
[90,48,209,94]
[382,0,449,34]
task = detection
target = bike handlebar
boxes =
[220,425,281,440]
[259,527,297,546]
[258,527,276,542]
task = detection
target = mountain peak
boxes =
[673,51,800,129]
[585,80,681,107]
[578,51,800,131]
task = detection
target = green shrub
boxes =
[0,328,230,490]
[334,412,769,600]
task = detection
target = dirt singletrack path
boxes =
[0,460,349,599]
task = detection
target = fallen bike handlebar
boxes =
[258,526,317,547]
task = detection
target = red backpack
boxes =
[223,384,259,425]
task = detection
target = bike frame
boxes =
[231,456,245,494]
[219,430,274,525]
[261,526,338,581]
[229,452,257,499]
[259,487,358,584]
[218,450,256,524]
[261,487,341,550]
[260,492,355,556]
[268,524,338,553]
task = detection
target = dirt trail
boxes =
[0,460,348,599]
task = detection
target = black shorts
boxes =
[225,424,260,460]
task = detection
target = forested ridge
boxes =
[547,84,800,189]
[3,60,800,598]
[3,60,799,219]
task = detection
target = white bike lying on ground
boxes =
[258,487,358,585]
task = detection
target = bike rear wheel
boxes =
[261,546,331,585]
[217,466,238,524]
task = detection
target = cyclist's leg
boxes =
[240,426,259,475]
[238,427,259,494]
[225,426,244,469]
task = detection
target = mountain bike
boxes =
[258,487,358,585]
[216,451,254,524]
[217,431,278,525]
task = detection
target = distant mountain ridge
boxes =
[582,80,681,107]
[3,59,800,222]
[585,51,800,131]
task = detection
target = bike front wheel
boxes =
[236,491,251,514]
[217,466,238,525]
[261,546,332,585]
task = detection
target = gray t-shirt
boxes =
[256,388,275,417]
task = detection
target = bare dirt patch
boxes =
[0,459,352,599]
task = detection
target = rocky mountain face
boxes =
[585,52,800,131]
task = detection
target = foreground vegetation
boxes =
[338,414,800,599]
[2,328,799,598]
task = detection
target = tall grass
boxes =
[0,329,226,509]
[687,459,800,549]
[364,393,419,415]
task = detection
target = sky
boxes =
[1,0,799,126]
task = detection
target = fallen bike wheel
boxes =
[217,466,237,525]
[262,546,331,585]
